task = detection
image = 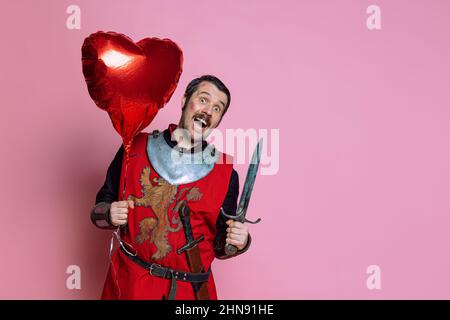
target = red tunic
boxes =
[101,130,233,300]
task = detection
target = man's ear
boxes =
[181,97,186,110]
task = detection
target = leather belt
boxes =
[120,246,210,300]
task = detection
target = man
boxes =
[90,75,251,300]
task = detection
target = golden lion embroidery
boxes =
[128,166,202,260]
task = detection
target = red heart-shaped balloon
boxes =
[82,31,183,149]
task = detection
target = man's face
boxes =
[179,81,228,141]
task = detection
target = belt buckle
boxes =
[149,263,162,276]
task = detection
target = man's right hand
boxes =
[110,200,134,226]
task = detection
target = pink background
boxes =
[1,0,450,299]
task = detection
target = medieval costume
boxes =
[91,124,251,299]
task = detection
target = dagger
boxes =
[176,201,209,300]
[221,138,263,255]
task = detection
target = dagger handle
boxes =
[179,202,194,243]
[225,243,238,255]
[220,207,241,256]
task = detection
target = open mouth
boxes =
[193,114,210,129]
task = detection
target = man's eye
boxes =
[213,106,221,113]
[200,97,206,103]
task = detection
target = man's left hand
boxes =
[225,220,249,251]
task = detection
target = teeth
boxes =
[194,117,207,127]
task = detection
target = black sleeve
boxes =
[214,169,252,259]
[90,145,123,229]
[95,145,124,204]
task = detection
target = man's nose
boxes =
[201,104,213,115]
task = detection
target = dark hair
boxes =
[183,75,231,116]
